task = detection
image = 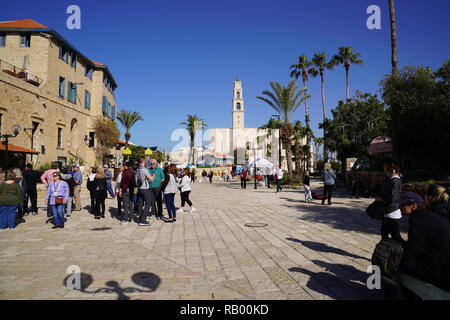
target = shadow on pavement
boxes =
[63,272,161,300]
[286,238,370,261]
[289,260,383,300]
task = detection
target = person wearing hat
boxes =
[72,165,83,211]
[103,164,116,200]
[399,191,450,290]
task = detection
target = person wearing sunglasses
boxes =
[45,172,69,229]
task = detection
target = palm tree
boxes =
[256,80,310,174]
[116,110,143,148]
[290,54,313,171]
[388,0,398,76]
[308,52,336,161]
[333,47,363,100]
[292,121,310,175]
[180,114,207,164]
[257,117,282,163]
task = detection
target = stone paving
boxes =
[0,178,406,300]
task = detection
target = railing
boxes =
[0,58,43,87]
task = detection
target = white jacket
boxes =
[164,174,178,194]
[179,175,192,193]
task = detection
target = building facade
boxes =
[0,19,118,170]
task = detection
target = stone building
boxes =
[0,19,118,170]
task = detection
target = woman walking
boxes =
[93,168,107,219]
[61,167,76,217]
[178,168,196,213]
[376,162,404,244]
[303,170,313,202]
[164,164,178,223]
[45,172,69,229]
[322,163,336,205]
[12,168,27,223]
[0,171,22,230]
[86,167,97,214]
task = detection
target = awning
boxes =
[369,136,393,155]
[0,142,39,154]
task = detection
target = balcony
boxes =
[0,58,43,87]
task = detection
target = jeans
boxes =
[304,185,312,202]
[24,188,38,214]
[122,191,133,222]
[117,195,122,216]
[106,183,115,198]
[51,204,65,227]
[381,217,405,244]
[276,179,282,192]
[150,187,163,217]
[181,191,193,207]
[241,177,247,189]
[164,193,176,219]
[138,189,154,223]
[66,197,73,216]
[0,205,18,229]
[322,184,334,204]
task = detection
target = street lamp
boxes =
[1,124,21,179]
[252,143,261,190]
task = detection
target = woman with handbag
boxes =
[45,171,69,229]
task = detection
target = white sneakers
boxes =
[176,208,184,213]
[190,207,196,212]
[176,208,197,213]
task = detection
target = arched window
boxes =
[236,92,240,99]
[236,103,241,110]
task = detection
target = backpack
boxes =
[371,238,404,287]
[133,171,143,188]
[366,201,387,220]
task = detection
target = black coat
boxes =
[401,203,450,290]
[378,176,402,214]
[23,170,41,191]
[92,177,107,198]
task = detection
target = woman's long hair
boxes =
[96,167,106,179]
[425,184,450,208]
[183,168,191,178]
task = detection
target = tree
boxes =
[257,80,310,173]
[93,117,120,166]
[290,54,313,170]
[308,52,337,161]
[332,46,363,100]
[292,120,313,175]
[116,110,143,147]
[180,114,207,164]
[323,91,388,170]
[381,61,450,170]
[388,0,398,76]
[257,117,282,161]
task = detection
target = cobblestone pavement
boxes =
[0,179,405,300]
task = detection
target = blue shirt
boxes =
[73,170,83,185]
[45,181,70,205]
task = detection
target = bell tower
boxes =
[232,79,244,129]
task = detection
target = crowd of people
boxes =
[0,158,197,230]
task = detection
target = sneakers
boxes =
[176,208,184,213]
[139,221,150,226]
[190,207,197,212]
[121,221,129,225]
[32,212,38,216]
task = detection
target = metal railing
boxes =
[0,58,43,87]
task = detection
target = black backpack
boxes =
[366,201,387,220]
[371,238,404,287]
[132,171,143,188]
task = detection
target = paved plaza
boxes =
[0,179,403,300]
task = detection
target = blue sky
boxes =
[1,0,449,151]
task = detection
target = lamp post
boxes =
[1,124,21,179]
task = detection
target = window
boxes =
[0,34,5,47]
[89,132,95,148]
[70,51,77,69]
[59,77,65,98]
[41,145,46,155]
[102,96,108,114]
[57,128,62,148]
[236,92,240,99]
[236,102,241,110]
[0,113,3,134]
[19,33,30,47]
[59,46,69,63]
[67,82,77,104]
[85,65,93,79]
[111,105,116,120]
[84,90,91,109]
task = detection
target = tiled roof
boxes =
[90,59,104,66]
[0,19,48,29]
[0,143,39,154]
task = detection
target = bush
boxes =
[281,173,301,185]
[39,162,52,172]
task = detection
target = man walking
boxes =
[104,165,116,199]
[119,161,134,225]
[136,157,155,226]
[72,165,83,211]
[273,165,283,193]
[148,159,165,220]
[23,163,40,216]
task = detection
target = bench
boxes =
[399,273,450,300]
